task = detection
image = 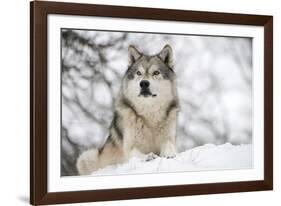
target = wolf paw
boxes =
[162,154,176,159]
[160,141,177,159]
[145,153,158,162]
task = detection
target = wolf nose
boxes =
[140,80,150,88]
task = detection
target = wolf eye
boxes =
[153,71,160,76]
[136,71,142,76]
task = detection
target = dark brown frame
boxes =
[30,1,273,205]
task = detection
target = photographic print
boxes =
[61,29,253,176]
[31,1,273,204]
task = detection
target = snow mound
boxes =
[92,143,252,176]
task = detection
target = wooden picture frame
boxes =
[30,1,273,205]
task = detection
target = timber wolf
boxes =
[76,44,179,175]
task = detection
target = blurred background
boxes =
[61,29,252,176]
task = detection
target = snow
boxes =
[92,143,252,176]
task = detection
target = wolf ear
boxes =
[159,44,173,69]
[128,45,141,66]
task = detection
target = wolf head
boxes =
[121,45,178,113]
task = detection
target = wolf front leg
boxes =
[160,114,177,158]
[123,134,157,162]
[160,140,177,158]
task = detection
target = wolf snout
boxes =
[140,80,150,89]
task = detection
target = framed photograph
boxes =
[30,1,273,205]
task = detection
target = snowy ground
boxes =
[92,143,252,176]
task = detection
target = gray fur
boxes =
[125,55,175,81]
[166,99,179,118]
[111,112,123,140]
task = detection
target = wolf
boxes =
[76,44,179,175]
